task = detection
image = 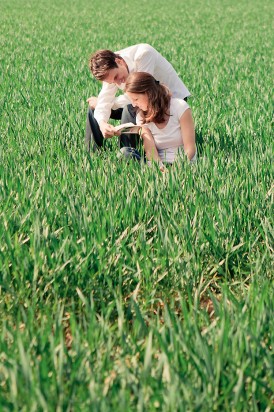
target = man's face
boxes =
[103,58,129,87]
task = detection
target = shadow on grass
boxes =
[196,129,205,155]
[196,127,240,157]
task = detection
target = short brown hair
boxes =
[125,72,171,124]
[89,49,122,80]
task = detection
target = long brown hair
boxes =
[125,72,171,123]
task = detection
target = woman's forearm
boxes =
[141,128,162,162]
[180,109,196,162]
[184,143,197,161]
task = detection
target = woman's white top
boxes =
[137,98,193,163]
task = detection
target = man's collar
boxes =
[122,55,134,74]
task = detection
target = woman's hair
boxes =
[125,72,171,123]
[89,49,123,80]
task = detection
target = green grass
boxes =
[0,0,273,410]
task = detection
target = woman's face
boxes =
[126,92,149,111]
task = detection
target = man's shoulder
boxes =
[118,43,156,56]
[136,43,157,55]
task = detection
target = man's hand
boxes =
[86,96,98,109]
[100,121,118,139]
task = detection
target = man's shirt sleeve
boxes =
[94,82,118,125]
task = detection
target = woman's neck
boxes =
[154,112,170,128]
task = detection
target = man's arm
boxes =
[93,82,118,138]
[87,93,131,111]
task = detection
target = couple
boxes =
[85,43,196,168]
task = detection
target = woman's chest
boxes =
[151,120,183,149]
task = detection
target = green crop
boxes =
[0,0,273,410]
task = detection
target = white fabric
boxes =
[94,43,190,125]
[137,98,192,163]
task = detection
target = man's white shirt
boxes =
[94,43,190,126]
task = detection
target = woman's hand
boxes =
[159,163,168,173]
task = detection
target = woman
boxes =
[123,72,196,169]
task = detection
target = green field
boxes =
[0,0,273,410]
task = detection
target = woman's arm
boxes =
[179,109,196,161]
[141,127,161,161]
[141,127,166,171]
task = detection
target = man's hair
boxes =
[89,49,122,80]
[125,72,171,124]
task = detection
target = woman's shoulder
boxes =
[171,97,189,108]
[170,97,190,116]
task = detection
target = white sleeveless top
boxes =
[137,98,192,163]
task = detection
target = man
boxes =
[85,43,190,151]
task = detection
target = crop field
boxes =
[0,0,273,410]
